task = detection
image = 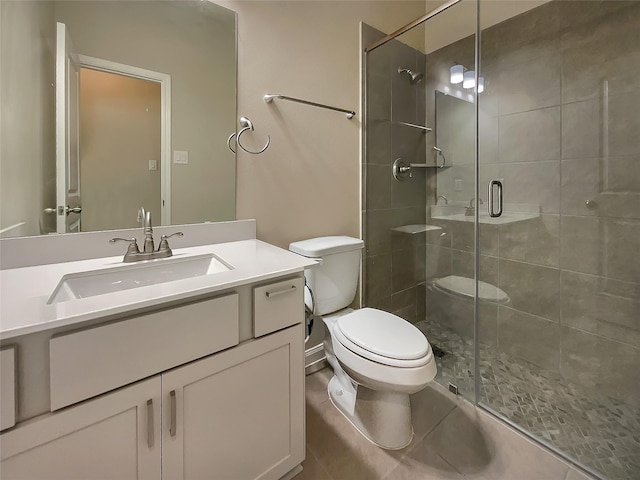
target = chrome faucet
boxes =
[140,207,154,253]
[465,197,484,216]
[110,207,183,262]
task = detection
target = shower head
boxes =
[398,67,423,85]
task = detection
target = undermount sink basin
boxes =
[47,254,232,304]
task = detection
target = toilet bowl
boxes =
[288,236,437,450]
[323,308,437,449]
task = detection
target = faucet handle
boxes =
[110,237,140,254]
[157,232,184,254]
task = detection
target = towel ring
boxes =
[227,116,270,155]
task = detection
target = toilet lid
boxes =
[335,308,429,362]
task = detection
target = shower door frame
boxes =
[362,2,607,480]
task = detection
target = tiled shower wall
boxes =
[363,24,433,321]
[424,1,640,404]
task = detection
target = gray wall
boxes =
[425,1,640,404]
[363,24,432,323]
[55,0,236,225]
[0,1,56,237]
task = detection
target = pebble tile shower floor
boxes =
[415,320,640,480]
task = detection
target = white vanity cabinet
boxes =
[162,323,304,480]
[0,376,162,480]
[0,272,307,480]
[1,324,304,480]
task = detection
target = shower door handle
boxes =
[488,180,503,218]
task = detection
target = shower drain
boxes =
[431,344,447,358]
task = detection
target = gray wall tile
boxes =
[500,161,561,214]
[499,107,561,163]
[498,214,560,267]
[364,253,391,310]
[497,53,561,115]
[561,99,600,159]
[498,306,561,371]
[560,326,640,404]
[561,270,640,348]
[608,90,640,157]
[604,217,640,283]
[365,165,391,210]
[498,259,560,321]
[560,158,601,216]
[559,215,602,276]
[607,155,640,192]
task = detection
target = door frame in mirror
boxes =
[76,54,172,226]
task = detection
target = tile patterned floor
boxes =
[299,367,595,480]
[415,320,640,480]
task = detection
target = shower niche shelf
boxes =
[393,121,432,132]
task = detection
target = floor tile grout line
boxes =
[305,445,336,480]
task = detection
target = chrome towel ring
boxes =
[227,116,270,155]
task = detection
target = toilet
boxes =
[289,236,437,450]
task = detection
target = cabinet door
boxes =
[162,324,304,480]
[0,377,161,480]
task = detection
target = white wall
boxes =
[220,1,427,248]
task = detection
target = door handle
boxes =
[488,180,503,218]
[46,205,83,216]
[65,205,82,215]
[169,390,177,437]
[146,399,154,448]
[265,285,297,298]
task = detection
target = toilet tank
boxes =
[289,236,364,316]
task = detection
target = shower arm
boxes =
[264,94,356,119]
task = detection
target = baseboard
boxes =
[305,343,326,375]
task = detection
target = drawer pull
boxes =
[265,285,297,298]
[146,399,154,448]
[169,390,177,437]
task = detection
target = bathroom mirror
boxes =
[434,90,475,203]
[0,0,236,238]
[434,90,474,167]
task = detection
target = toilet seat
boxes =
[333,308,431,368]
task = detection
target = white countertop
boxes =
[0,239,316,340]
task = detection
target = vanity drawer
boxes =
[1,346,16,431]
[254,277,304,337]
[50,293,239,410]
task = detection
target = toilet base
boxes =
[327,375,414,450]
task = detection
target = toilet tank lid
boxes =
[289,236,364,258]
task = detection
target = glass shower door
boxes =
[477,2,640,479]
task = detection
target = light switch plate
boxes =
[173,150,189,164]
[148,160,157,171]
[454,179,463,191]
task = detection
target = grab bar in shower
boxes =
[264,94,356,119]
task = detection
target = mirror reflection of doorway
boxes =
[79,68,161,232]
